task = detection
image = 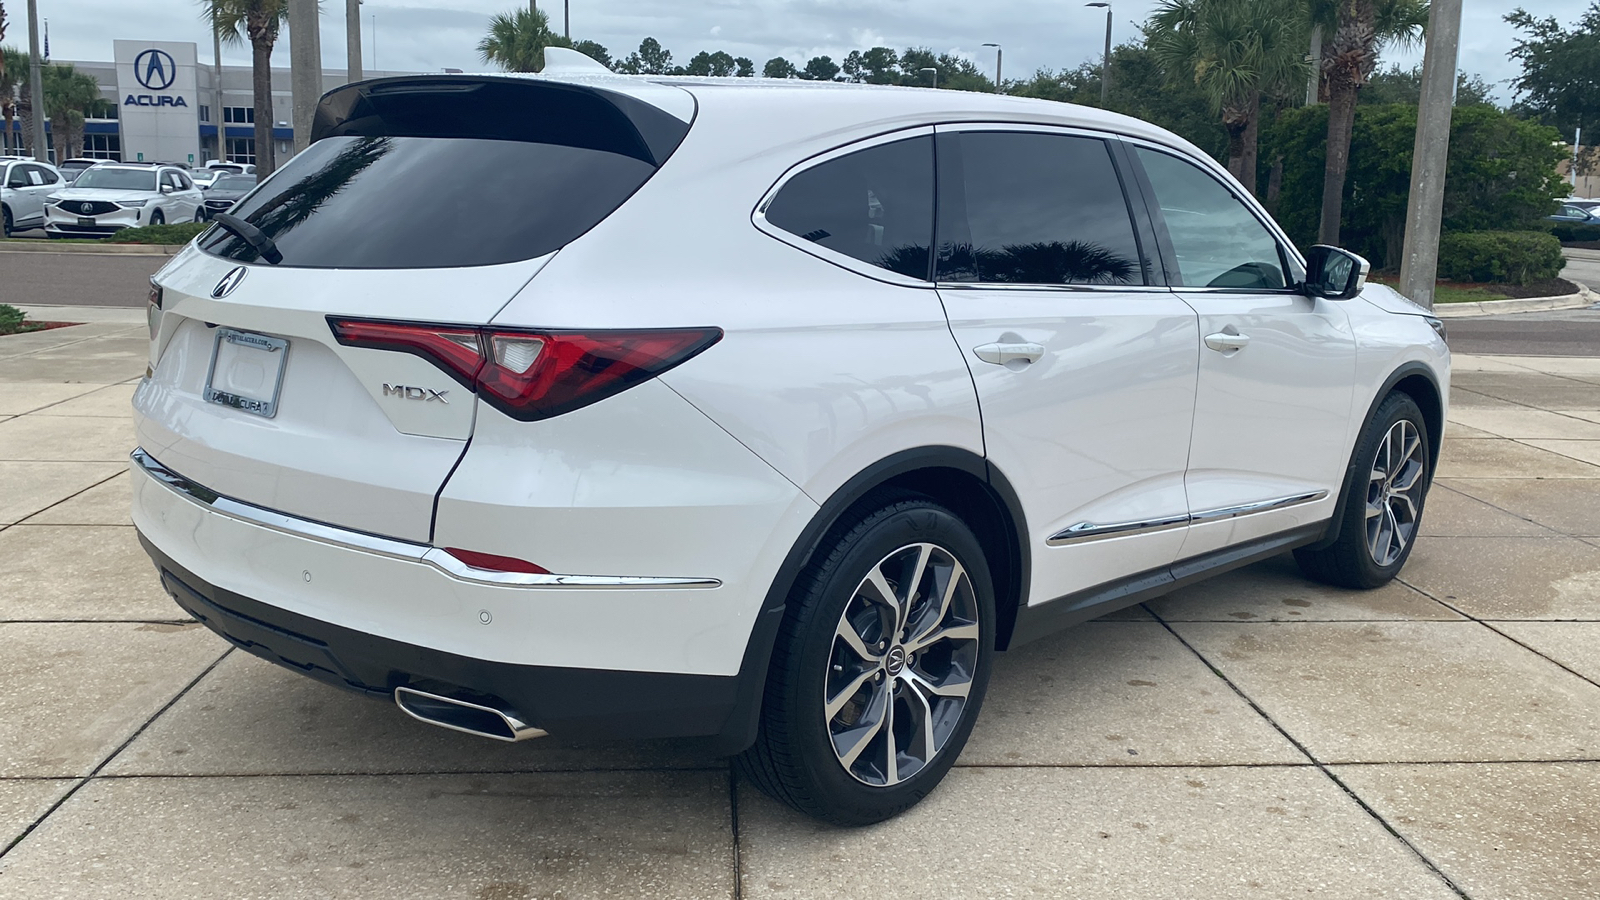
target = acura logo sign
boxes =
[133,49,177,91]
[212,266,248,299]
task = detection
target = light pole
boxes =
[920,67,938,89]
[1396,0,1462,310]
[347,0,363,83]
[1086,2,1112,106]
[288,0,323,155]
[26,0,46,161]
[982,43,1003,92]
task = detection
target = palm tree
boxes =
[478,7,568,73]
[0,46,23,154]
[1148,0,1310,195]
[41,63,101,161]
[1315,0,1427,243]
[202,0,288,177]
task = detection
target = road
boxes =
[3,240,1597,355]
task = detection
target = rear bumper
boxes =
[142,536,763,744]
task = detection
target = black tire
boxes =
[2,206,11,238]
[150,210,165,227]
[737,492,995,825]
[194,207,207,223]
[1295,392,1432,589]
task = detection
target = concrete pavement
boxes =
[0,324,1598,898]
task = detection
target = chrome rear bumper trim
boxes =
[1047,491,1330,547]
[132,448,720,589]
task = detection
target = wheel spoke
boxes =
[907,620,980,654]
[826,668,880,720]
[905,666,973,700]
[1386,506,1406,557]
[882,689,899,784]
[905,678,939,766]
[834,616,881,665]
[908,558,964,648]
[836,708,885,770]
[901,544,932,636]
[1390,460,1424,493]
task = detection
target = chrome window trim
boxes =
[132,449,720,590]
[1047,491,1329,547]
[751,124,939,289]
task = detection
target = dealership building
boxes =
[6,40,409,166]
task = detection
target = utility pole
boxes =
[1306,25,1322,105]
[1396,0,1462,311]
[213,5,226,163]
[26,0,46,161]
[564,0,570,40]
[347,0,363,82]
[1086,2,1112,106]
[983,43,1003,92]
[288,0,322,155]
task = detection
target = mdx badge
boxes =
[383,384,449,403]
[211,266,248,298]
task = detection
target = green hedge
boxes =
[1549,222,1600,244]
[1437,231,1565,285]
[106,222,209,245]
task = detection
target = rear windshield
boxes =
[74,168,157,191]
[213,175,257,191]
[199,78,690,269]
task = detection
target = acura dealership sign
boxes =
[114,41,200,162]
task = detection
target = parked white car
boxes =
[132,67,1450,825]
[1,156,65,236]
[45,162,204,237]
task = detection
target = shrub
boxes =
[0,304,24,331]
[107,222,210,245]
[1549,221,1600,244]
[1437,231,1565,285]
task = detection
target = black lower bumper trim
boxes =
[139,533,755,744]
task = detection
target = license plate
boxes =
[204,328,289,418]
[78,216,95,226]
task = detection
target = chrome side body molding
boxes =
[1047,491,1329,547]
[132,448,721,589]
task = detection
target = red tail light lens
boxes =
[443,548,550,574]
[329,317,721,421]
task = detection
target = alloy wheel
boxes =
[825,542,980,787]
[1365,419,1425,567]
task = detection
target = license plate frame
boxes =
[203,327,289,418]
[77,216,95,226]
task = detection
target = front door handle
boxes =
[1204,331,1251,353]
[973,342,1046,366]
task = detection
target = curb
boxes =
[1432,283,1597,318]
[0,240,181,256]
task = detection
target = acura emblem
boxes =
[211,266,248,299]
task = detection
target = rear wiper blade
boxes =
[211,213,283,265]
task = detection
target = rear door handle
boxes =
[973,342,1045,366]
[1204,331,1251,353]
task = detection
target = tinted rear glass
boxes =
[764,136,935,280]
[200,78,690,269]
[935,131,1145,285]
[74,168,158,191]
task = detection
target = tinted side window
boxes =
[935,131,1144,286]
[1134,148,1287,290]
[765,136,934,281]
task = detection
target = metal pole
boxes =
[564,0,570,40]
[983,43,1002,92]
[1101,8,1113,105]
[1396,0,1462,311]
[213,7,226,163]
[25,0,46,161]
[371,14,377,71]
[288,0,322,155]
[1573,127,1582,189]
[347,0,363,82]
[1306,25,1322,105]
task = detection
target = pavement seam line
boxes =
[10,381,135,418]
[0,646,234,862]
[729,768,744,900]
[0,328,144,364]
[1146,607,1474,900]
[1397,577,1600,694]
[1431,483,1562,536]
[6,469,129,528]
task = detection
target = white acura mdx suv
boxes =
[133,56,1448,825]
[45,161,204,237]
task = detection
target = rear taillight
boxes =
[147,281,163,340]
[328,317,721,421]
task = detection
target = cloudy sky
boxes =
[31,0,1577,104]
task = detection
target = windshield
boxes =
[73,168,157,191]
[63,161,94,171]
[214,176,256,191]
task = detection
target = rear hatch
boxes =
[134,75,693,543]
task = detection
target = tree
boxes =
[896,48,992,91]
[1147,0,1310,194]
[734,56,754,78]
[762,57,798,79]
[203,0,289,177]
[0,45,23,154]
[478,8,567,73]
[1361,64,1496,106]
[571,39,612,69]
[41,63,101,161]
[801,55,840,81]
[860,47,900,84]
[1314,0,1427,243]
[616,37,673,75]
[685,50,737,76]
[1506,3,1600,138]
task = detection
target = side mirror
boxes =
[160,183,175,193]
[1303,245,1369,300]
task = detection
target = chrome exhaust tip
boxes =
[393,686,547,742]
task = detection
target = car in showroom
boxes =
[199,174,257,219]
[44,161,204,237]
[132,56,1449,825]
[1,156,65,236]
